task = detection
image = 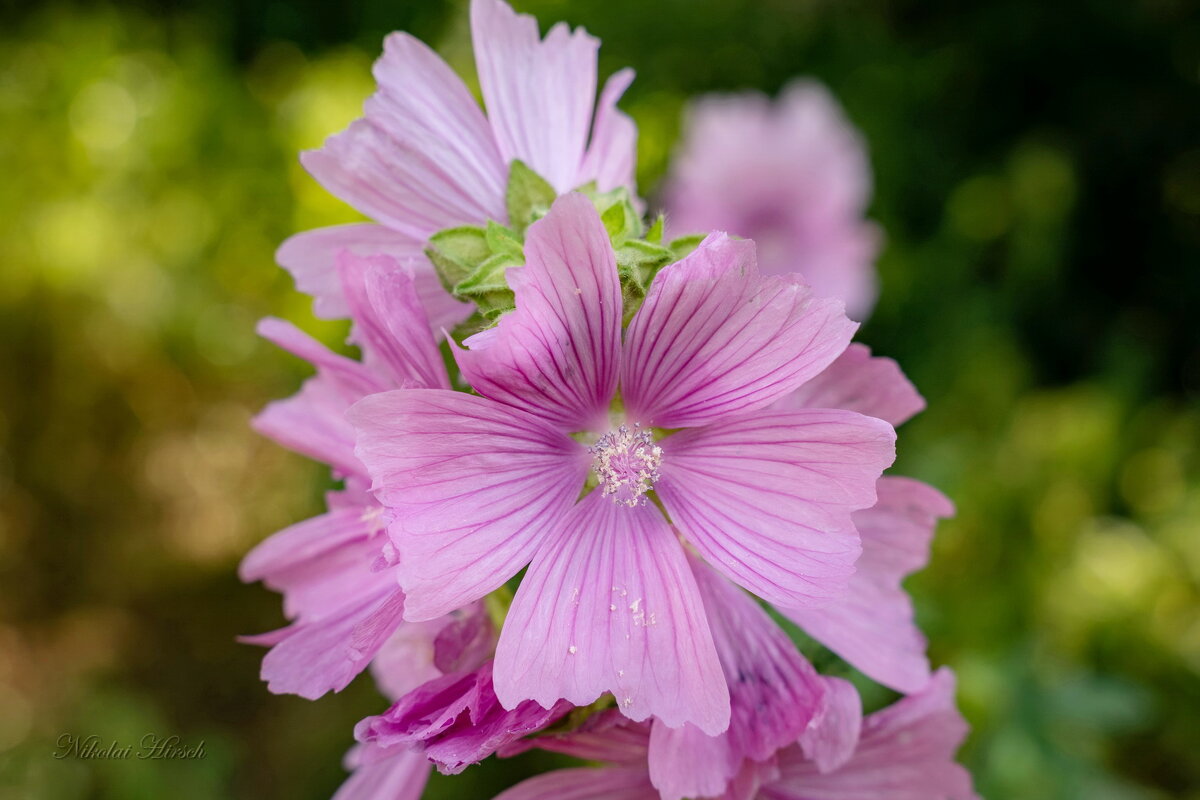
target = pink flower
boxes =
[279,0,637,322]
[493,669,977,800]
[240,253,453,699]
[350,192,897,734]
[662,81,880,320]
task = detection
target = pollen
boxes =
[589,424,663,507]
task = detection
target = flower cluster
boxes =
[242,1,978,798]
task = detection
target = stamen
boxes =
[589,424,663,507]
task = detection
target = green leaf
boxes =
[426,225,489,293]
[506,160,556,234]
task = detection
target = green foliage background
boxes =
[1,0,1199,797]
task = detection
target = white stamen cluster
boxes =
[589,424,663,507]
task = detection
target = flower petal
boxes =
[333,744,431,800]
[774,343,925,427]
[771,668,978,800]
[779,477,953,693]
[580,68,638,195]
[248,587,406,700]
[494,768,660,800]
[471,0,599,192]
[797,676,863,774]
[647,558,826,800]
[657,409,895,608]
[275,223,470,331]
[302,30,507,239]
[239,504,387,620]
[349,389,588,621]
[622,234,857,429]
[453,193,621,431]
[253,318,387,477]
[337,252,449,390]
[494,492,730,735]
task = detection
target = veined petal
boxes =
[774,343,925,427]
[338,252,450,390]
[580,68,638,195]
[349,389,588,621]
[454,193,621,432]
[302,118,499,242]
[622,234,857,429]
[647,558,826,800]
[275,223,470,330]
[333,744,431,800]
[239,505,387,620]
[494,767,660,800]
[471,0,598,192]
[253,318,387,476]
[494,492,730,735]
[796,676,862,774]
[367,31,507,217]
[780,477,953,693]
[247,587,406,700]
[657,409,895,608]
[768,669,977,800]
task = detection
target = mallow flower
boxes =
[278,0,637,324]
[350,192,898,735]
[494,669,978,800]
[662,81,880,320]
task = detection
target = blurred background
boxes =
[2,0,1199,797]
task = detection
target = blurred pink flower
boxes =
[662,81,881,320]
[350,193,896,735]
[279,0,637,322]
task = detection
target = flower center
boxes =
[589,424,663,507]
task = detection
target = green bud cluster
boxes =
[427,161,704,338]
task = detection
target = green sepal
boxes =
[485,220,524,259]
[591,187,644,244]
[645,214,665,245]
[454,252,521,318]
[667,232,706,261]
[506,160,556,234]
[426,225,490,294]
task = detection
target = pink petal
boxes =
[239,505,387,620]
[333,744,431,800]
[357,661,570,776]
[493,491,730,735]
[253,318,387,477]
[647,557,828,800]
[580,68,638,195]
[337,252,449,390]
[797,676,863,774]
[494,767,661,800]
[497,709,651,764]
[302,31,507,240]
[656,409,895,608]
[471,0,599,192]
[369,617,450,702]
[367,31,506,215]
[349,389,588,621]
[249,588,406,700]
[275,224,470,331]
[454,193,621,432]
[780,477,953,693]
[768,668,978,800]
[774,343,925,427]
[622,234,858,429]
